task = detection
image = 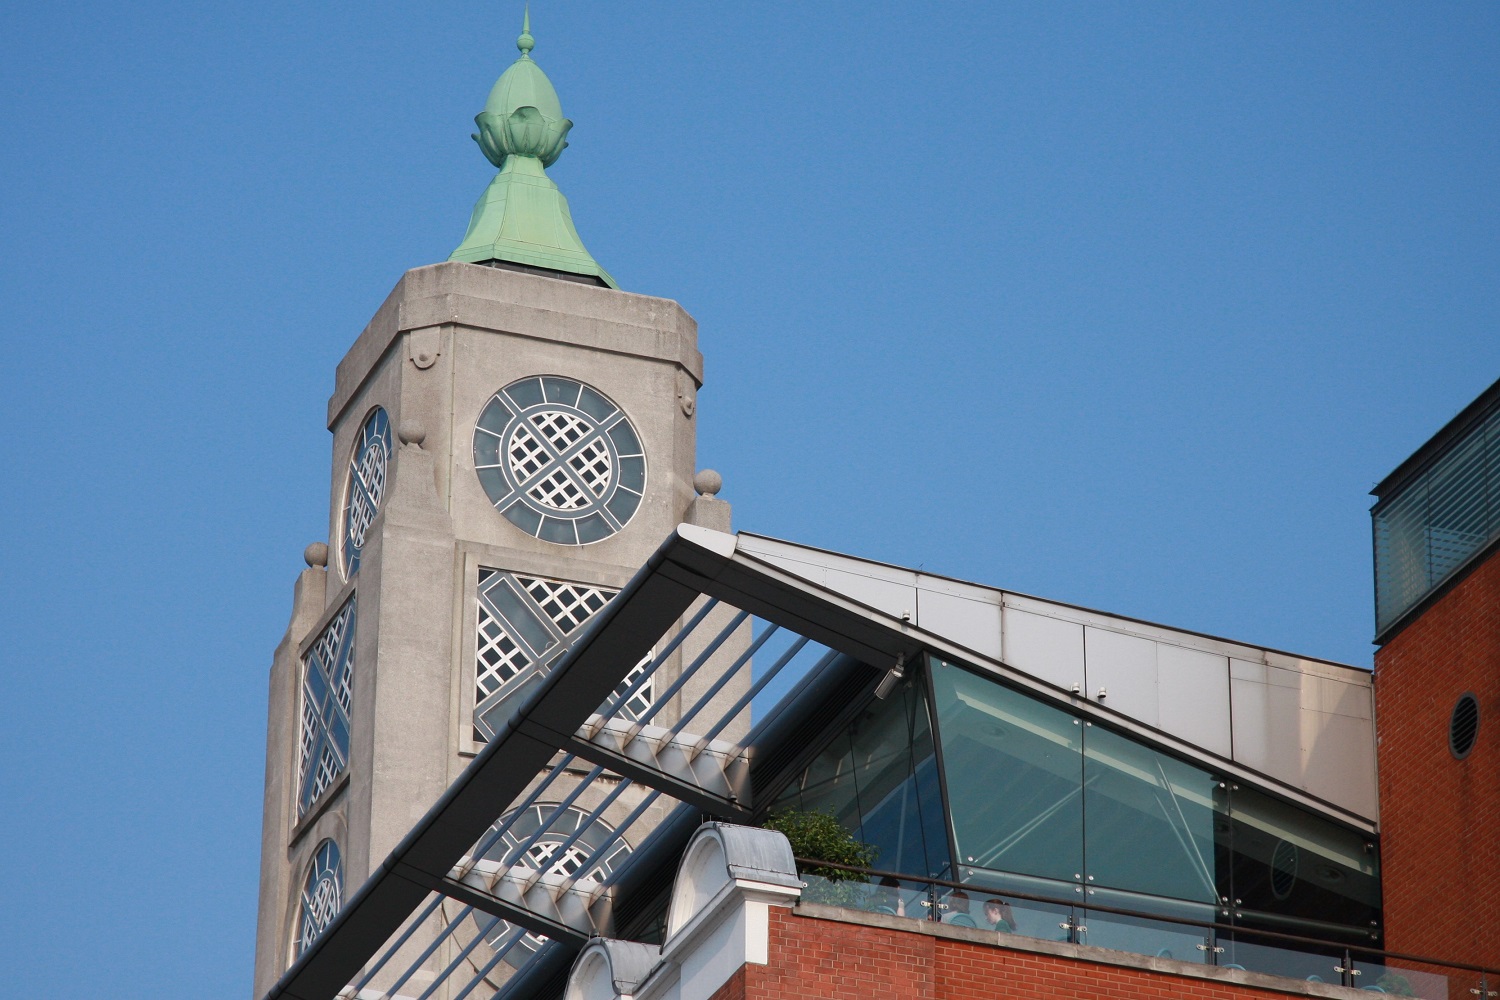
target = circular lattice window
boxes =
[1450,692,1480,760]
[473,377,646,545]
[341,407,392,578]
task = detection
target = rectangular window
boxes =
[1374,408,1500,634]
[1083,723,1224,905]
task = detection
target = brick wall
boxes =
[735,907,1312,1000]
[1375,547,1500,968]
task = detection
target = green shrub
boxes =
[763,809,877,882]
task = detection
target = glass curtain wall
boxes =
[770,676,949,881]
[767,654,1380,956]
[927,657,1380,947]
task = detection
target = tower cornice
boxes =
[328,263,701,431]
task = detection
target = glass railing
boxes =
[796,861,1496,999]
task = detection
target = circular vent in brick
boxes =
[1449,692,1480,760]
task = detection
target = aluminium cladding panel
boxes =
[1000,604,1084,691]
[916,590,1002,661]
[1155,643,1233,759]
[1080,625,1233,759]
[1229,657,1378,820]
[731,535,1003,659]
[1082,626,1158,723]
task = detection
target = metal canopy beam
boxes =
[390,863,593,949]
[555,727,753,821]
[265,528,727,1000]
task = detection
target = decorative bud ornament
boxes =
[449,9,616,288]
[472,12,573,168]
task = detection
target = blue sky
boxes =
[2,2,1498,996]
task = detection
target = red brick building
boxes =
[1371,378,1500,970]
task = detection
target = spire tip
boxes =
[517,5,534,56]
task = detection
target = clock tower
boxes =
[251,16,734,997]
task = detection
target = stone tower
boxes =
[252,17,732,996]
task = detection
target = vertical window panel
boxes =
[770,678,950,879]
[1082,723,1224,905]
[930,658,1084,888]
[1227,785,1381,940]
[298,598,356,816]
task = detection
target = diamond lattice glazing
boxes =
[472,570,653,743]
[298,599,357,815]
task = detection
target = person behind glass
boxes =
[984,897,1017,933]
[943,889,978,927]
[875,876,906,917]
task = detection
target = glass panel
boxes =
[770,674,950,879]
[1427,431,1490,580]
[1227,785,1381,940]
[617,455,646,493]
[1221,927,1346,983]
[1374,482,1430,632]
[329,714,350,759]
[1083,723,1224,904]
[938,886,982,928]
[304,663,329,710]
[607,420,642,457]
[476,397,513,436]
[1374,405,1500,633]
[503,499,543,535]
[930,658,1083,886]
[869,876,929,919]
[542,376,580,406]
[1350,957,1451,998]
[842,682,949,878]
[504,377,544,408]
[798,873,933,918]
[780,729,860,831]
[1080,904,1214,965]
[576,385,616,422]
[1488,411,1500,537]
[606,488,641,524]
[483,578,556,656]
[477,467,511,504]
[473,430,501,467]
[574,512,611,543]
[958,869,1077,941]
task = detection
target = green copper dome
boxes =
[450,10,616,288]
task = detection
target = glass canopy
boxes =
[775,655,1381,947]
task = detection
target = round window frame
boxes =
[340,406,393,580]
[295,838,344,960]
[1449,691,1481,760]
[472,376,647,546]
[471,803,633,966]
